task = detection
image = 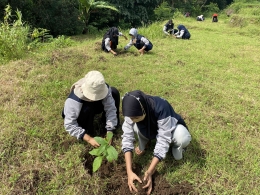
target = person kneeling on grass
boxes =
[121,90,192,194]
[124,28,153,55]
[62,70,120,147]
[102,27,127,56]
[174,24,191,40]
[163,19,178,36]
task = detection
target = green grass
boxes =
[0,14,260,194]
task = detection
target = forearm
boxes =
[110,49,116,55]
[147,157,160,174]
[125,151,133,174]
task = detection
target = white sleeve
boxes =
[104,38,111,51]
[121,117,135,152]
[163,26,169,35]
[102,87,117,130]
[153,116,177,159]
[64,98,85,139]
[176,30,184,38]
[141,37,149,46]
[124,39,133,50]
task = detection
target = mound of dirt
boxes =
[83,150,196,195]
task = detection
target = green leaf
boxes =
[94,136,107,145]
[106,145,118,162]
[97,144,107,155]
[89,148,100,156]
[93,156,103,172]
[106,132,113,143]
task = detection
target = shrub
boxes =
[154,1,172,21]
[0,5,30,63]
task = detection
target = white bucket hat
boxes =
[171,124,191,160]
[81,71,108,101]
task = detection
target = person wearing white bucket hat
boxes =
[62,71,120,147]
[121,90,191,194]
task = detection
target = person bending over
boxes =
[121,90,192,194]
[102,27,127,56]
[174,24,191,39]
[124,28,153,55]
[163,19,178,36]
[62,70,120,147]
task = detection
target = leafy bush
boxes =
[154,1,172,21]
[89,132,118,172]
[0,5,30,63]
[173,9,185,19]
[204,3,220,14]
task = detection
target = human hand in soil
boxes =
[143,171,153,194]
[84,135,100,147]
[135,146,145,156]
[127,171,142,193]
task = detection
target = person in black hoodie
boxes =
[121,90,191,194]
[163,19,178,36]
[101,27,127,56]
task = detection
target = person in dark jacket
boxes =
[62,71,120,147]
[163,19,178,36]
[121,90,191,194]
[174,24,191,39]
[212,13,218,22]
[124,28,153,55]
[102,27,127,56]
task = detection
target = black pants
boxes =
[83,87,120,135]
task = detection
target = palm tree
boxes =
[79,0,119,29]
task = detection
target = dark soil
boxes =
[83,149,196,195]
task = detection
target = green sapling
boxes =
[89,132,118,172]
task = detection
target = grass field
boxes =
[0,14,260,194]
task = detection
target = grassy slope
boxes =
[0,14,260,194]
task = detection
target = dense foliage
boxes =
[1,0,254,37]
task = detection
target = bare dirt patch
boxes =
[82,148,196,195]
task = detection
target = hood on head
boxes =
[129,28,138,38]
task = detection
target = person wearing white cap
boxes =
[121,90,191,194]
[62,71,120,147]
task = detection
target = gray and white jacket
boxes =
[63,78,117,139]
[121,96,187,160]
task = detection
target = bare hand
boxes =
[143,171,153,195]
[135,146,145,156]
[87,137,100,147]
[138,49,144,55]
[127,171,142,193]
